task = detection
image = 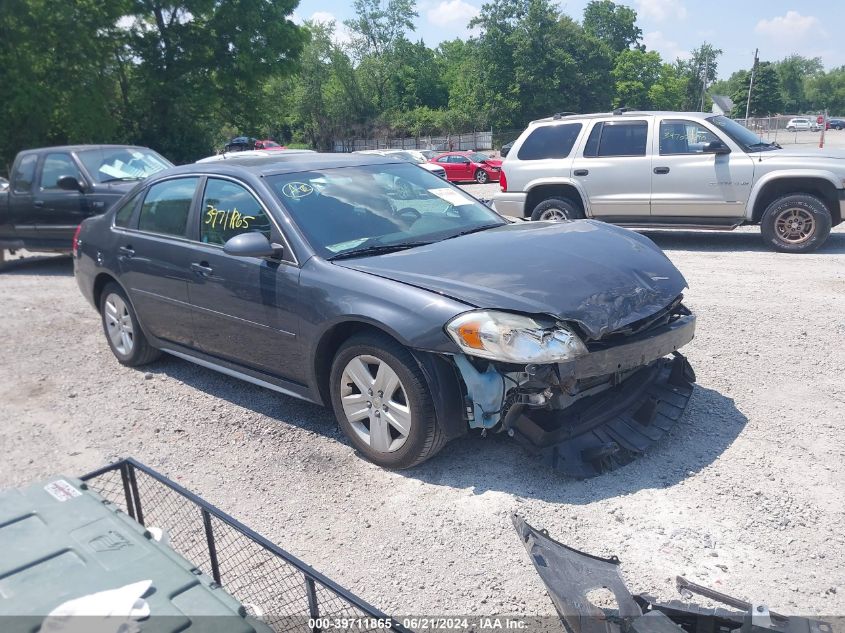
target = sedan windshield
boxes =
[267,163,505,259]
[707,116,779,152]
[78,147,172,183]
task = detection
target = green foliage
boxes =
[582,0,642,53]
[730,62,783,117]
[5,0,845,170]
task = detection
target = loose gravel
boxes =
[1,203,844,619]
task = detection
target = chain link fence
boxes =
[333,130,492,153]
[81,459,408,633]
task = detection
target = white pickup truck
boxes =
[494,110,845,252]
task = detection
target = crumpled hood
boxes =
[335,220,688,339]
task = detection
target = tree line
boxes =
[2,0,844,170]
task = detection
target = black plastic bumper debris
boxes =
[512,514,833,633]
[510,352,696,478]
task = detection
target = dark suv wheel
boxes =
[329,332,447,469]
[760,194,832,253]
[530,197,583,221]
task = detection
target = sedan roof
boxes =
[169,152,402,178]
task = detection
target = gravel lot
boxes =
[1,191,844,620]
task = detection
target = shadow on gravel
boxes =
[403,384,747,504]
[641,229,845,254]
[0,254,73,275]
[140,354,338,433]
[136,354,745,504]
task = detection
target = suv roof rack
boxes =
[552,111,577,120]
[613,107,636,115]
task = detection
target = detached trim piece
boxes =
[512,514,833,633]
[512,353,696,478]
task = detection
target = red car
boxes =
[254,139,286,150]
[430,151,502,184]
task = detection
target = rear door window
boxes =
[12,154,38,193]
[584,121,648,157]
[114,190,144,228]
[517,123,582,160]
[138,177,199,238]
[200,178,272,245]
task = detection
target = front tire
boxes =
[530,197,583,221]
[99,282,161,366]
[329,333,446,469]
[475,169,490,184]
[760,194,832,253]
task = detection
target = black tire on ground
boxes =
[760,194,832,253]
[329,332,447,469]
[530,197,583,221]
[475,169,489,184]
[99,282,161,366]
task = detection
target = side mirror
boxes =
[57,175,84,192]
[223,232,280,258]
[703,140,730,155]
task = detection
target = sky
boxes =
[292,0,844,80]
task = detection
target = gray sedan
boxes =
[74,153,696,477]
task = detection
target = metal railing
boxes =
[81,458,409,633]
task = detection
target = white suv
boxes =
[786,117,820,132]
[494,110,845,252]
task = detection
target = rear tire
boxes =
[475,169,490,184]
[329,333,446,469]
[760,194,832,253]
[530,197,583,221]
[99,282,161,366]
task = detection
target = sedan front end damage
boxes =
[450,300,696,478]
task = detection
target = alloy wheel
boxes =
[104,293,135,355]
[339,355,411,453]
[774,207,816,244]
[540,207,568,221]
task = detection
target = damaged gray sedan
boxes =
[74,153,695,477]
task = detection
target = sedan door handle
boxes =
[654,167,670,174]
[33,200,44,208]
[191,262,213,276]
[118,245,135,257]
[573,169,589,176]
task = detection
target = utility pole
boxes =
[699,55,709,111]
[744,48,759,127]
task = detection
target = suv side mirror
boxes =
[703,140,730,155]
[57,175,84,192]
[223,232,280,258]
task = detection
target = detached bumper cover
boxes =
[511,352,696,478]
[512,514,832,633]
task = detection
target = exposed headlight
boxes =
[446,310,588,363]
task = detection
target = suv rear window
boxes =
[517,123,582,160]
[584,121,648,157]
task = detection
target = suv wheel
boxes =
[329,333,447,469]
[475,169,490,184]
[760,194,832,253]
[530,197,582,221]
[100,282,161,366]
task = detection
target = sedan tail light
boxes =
[72,224,83,257]
[499,170,508,193]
